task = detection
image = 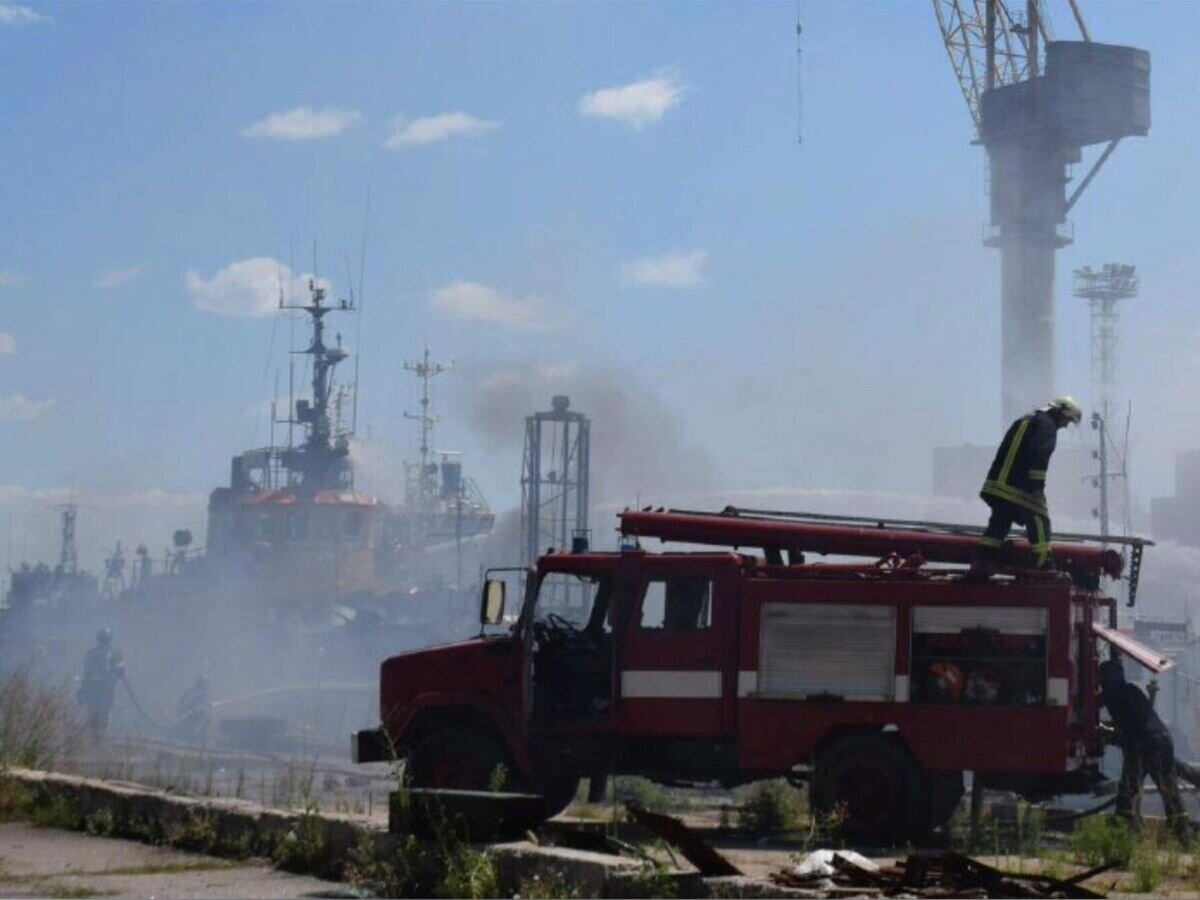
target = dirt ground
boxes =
[0,821,341,899]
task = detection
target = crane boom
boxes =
[932,0,1056,129]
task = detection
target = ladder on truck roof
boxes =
[618,506,1150,606]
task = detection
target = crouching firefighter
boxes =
[976,396,1082,570]
[1099,659,1192,842]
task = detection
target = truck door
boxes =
[617,556,736,736]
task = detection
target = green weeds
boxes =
[1070,815,1137,868]
[734,779,803,835]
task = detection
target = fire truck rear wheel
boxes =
[812,734,925,844]
[407,724,510,792]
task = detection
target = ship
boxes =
[203,280,384,612]
[1,274,497,751]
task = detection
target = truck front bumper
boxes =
[352,727,391,764]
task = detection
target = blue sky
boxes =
[1,0,1199,563]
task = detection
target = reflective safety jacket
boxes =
[980,409,1057,516]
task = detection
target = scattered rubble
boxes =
[772,850,1110,899]
[626,803,744,877]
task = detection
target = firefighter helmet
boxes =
[1046,396,1083,425]
[928,661,965,701]
[965,667,1002,703]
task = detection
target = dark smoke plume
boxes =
[462,364,715,507]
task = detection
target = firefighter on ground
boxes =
[77,628,124,736]
[172,674,211,745]
[1099,658,1192,842]
[977,396,1082,569]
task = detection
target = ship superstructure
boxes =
[205,280,382,607]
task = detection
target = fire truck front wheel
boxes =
[540,775,581,819]
[812,734,925,844]
[407,724,511,792]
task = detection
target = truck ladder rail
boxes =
[680,506,1153,550]
[619,507,1134,588]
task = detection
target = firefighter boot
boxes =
[966,549,996,583]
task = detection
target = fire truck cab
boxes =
[354,508,1162,843]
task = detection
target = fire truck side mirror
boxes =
[481,579,506,626]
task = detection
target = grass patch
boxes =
[100,860,236,877]
[516,869,589,899]
[0,777,37,822]
[83,808,115,837]
[164,809,219,854]
[625,861,678,899]
[44,886,117,899]
[32,795,85,831]
[733,779,802,835]
[0,670,83,771]
[436,845,499,899]
[1070,815,1136,868]
[271,803,329,876]
[612,777,670,814]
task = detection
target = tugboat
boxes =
[204,279,383,615]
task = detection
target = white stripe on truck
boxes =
[621,670,722,699]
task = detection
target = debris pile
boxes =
[772,850,1109,899]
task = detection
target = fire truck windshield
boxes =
[532,572,614,636]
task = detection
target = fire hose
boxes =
[119,672,171,730]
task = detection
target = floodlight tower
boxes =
[520,396,590,570]
[1074,263,1138,540]
[933,0,1150,422]
[1073,263,1138,424]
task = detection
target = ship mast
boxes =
[403,348,453,510]
[279,280,355,492]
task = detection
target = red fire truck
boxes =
[354,507,1166,842]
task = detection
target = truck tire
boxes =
[407,724,510,792]
[927,771,965,832]
[812,734,926,844]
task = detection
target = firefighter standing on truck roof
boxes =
[1098,659,1192,842]
[976,396,1082,569]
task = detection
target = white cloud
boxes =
[431,280,551,331]
[620,249,708,288]
[0,333,15,356]
[241,106,361,141]
[0,270,30,288]
[578,74,684,129]
[93,264,146,289]
[0,4,51,26]
[186,257,328,318]
[385,112,498,148]
[0,394,54,422]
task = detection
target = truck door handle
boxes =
[696,657,717,667]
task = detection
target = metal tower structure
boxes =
[1074,264,1137,543]
[402,348,454,511]
[933,0,1150,422]
[1073,263,1138,423]
[520,395,590,569]
[57,504,77,576]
